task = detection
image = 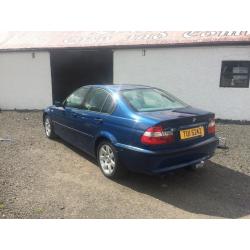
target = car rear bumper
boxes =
[115,136,219,174]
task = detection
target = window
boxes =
[83,88,109,112]
[101,95,115,114]
[121,88,187,112]
[220,61,250,88]
[64,87,90,108]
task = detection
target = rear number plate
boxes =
[180,126,205,140]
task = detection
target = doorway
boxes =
[50,49,113,102]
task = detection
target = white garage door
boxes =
[0,51,52,110]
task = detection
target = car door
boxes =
[79,87,112,154]
[53,86,90,146]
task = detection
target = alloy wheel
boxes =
[99,144,116,175]
[45,118,51,137]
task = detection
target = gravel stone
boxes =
[0,111,249,218]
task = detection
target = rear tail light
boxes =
[141,126,174,145]
[208,118,216,134]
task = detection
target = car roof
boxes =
[87,84,153,92]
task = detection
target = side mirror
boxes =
[54,101,62,107]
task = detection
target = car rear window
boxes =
[121,88,187,112]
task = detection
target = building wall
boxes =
[0,51,52,109]
[114,46,250,120]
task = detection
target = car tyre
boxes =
[97,140,128,179]
[187,165,198,171]
[44,115,56,139]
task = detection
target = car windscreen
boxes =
[121,88,187,112]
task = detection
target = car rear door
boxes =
[79,88,112,154]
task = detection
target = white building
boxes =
[0,31,250,120]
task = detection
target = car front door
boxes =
[53,86,90,146]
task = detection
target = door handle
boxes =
[94,118,103,124]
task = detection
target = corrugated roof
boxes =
[0,31,250,50]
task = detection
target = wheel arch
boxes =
[43,112,48,124]
[94,132,118,156]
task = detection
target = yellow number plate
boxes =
[180,126,205,140]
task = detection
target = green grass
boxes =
[0,202,5,209]
[33,207,44,214]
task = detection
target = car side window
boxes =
[83,88,109,112]
[101,94,115,114]
[64,87,89,108]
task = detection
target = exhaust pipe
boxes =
[194,160,205,169]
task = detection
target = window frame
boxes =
[220,61,250,88]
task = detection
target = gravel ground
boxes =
[0,111,249,219]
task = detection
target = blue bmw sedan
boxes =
[43,84,218,179]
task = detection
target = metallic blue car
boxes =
[43,84,218,179]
